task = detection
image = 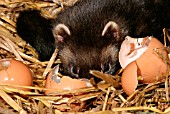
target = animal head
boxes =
[53,21,123,78]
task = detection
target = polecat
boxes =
[16,0,170,79]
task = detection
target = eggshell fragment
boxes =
[121,61,138,95]
[45,70,90,95]
[0,58,33,91]
[119,36,151,68]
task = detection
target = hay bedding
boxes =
[0,0,169,113]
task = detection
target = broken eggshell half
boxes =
[121,61,138,95]
[119,36,151,69]
[120,36,168,95]
[45,65,92,95]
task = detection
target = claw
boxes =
[101,64,105,72]
[105,63,116,74]
[101,60,119,75]
[106,60,120,74]
[77,67,80,74]
[67,64,79,78]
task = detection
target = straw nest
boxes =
[0,0,170,113]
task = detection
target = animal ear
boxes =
[53,24,71,42]
[102,21,120,40]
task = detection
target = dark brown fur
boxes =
[16,0,170,79]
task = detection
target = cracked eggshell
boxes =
[135,37,168,83]
[121,37,168,95]
[0,58,33,91]
[45,70,90,95]
[119,36,151,68]
[121,61,138,95]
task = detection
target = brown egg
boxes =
[0,58,33,91]
[45,67,90,95]
[120,36,168,95]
